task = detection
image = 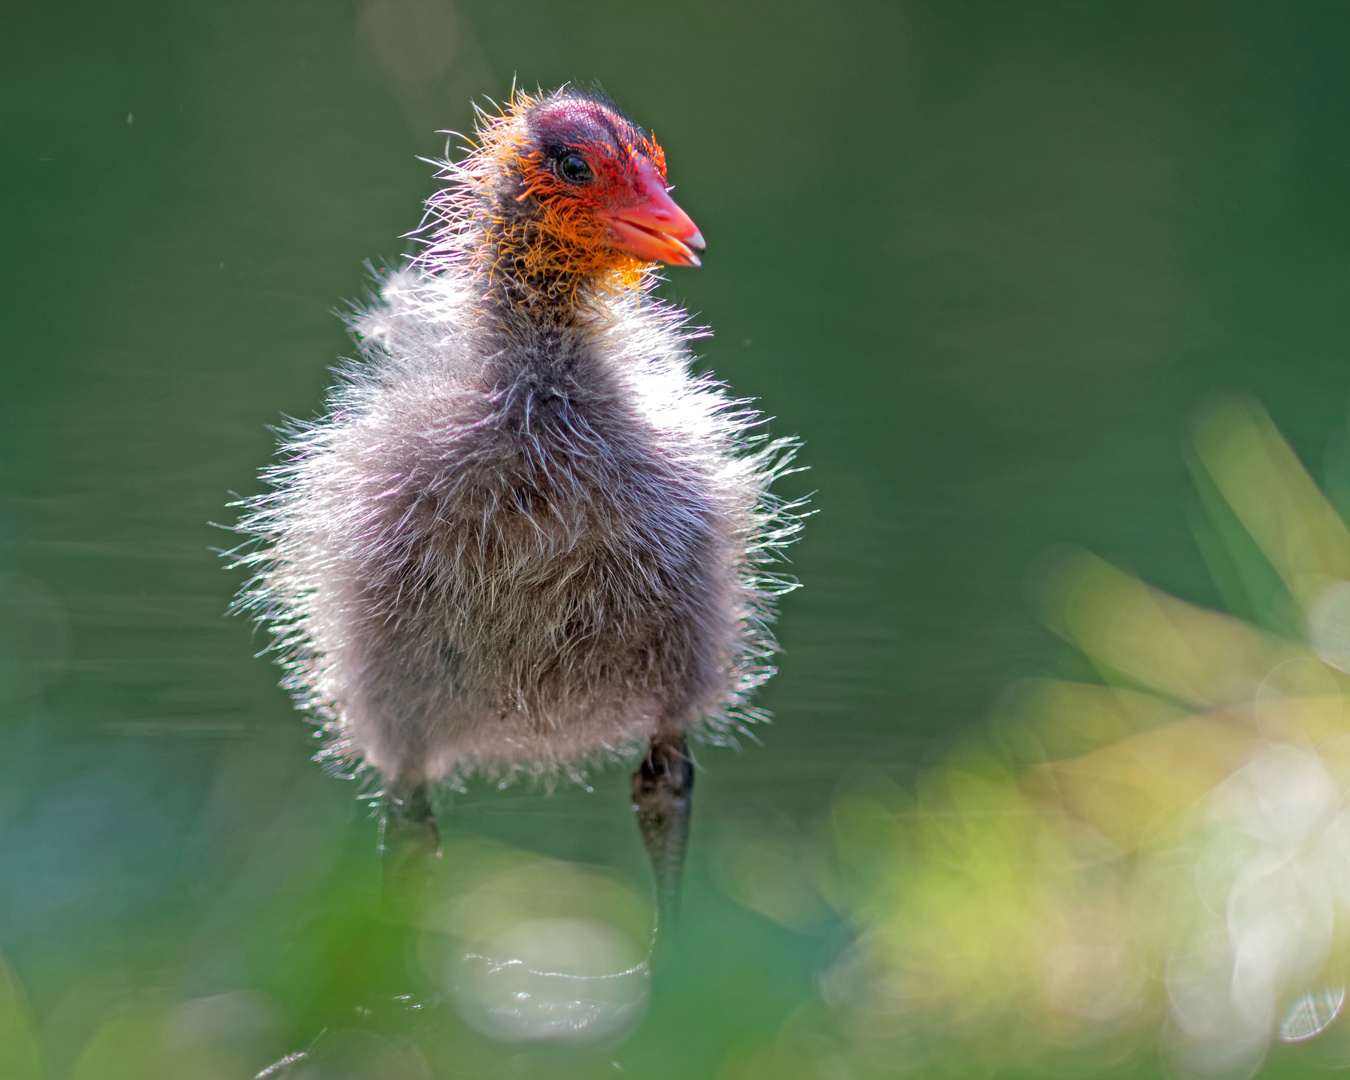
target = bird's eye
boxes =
[556,153,593,184]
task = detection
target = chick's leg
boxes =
[380,782,441,907]
[632,735,694,932]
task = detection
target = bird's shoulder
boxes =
[350,268,482,383]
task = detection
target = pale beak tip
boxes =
[686,230,706,254]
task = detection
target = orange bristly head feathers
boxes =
[452,87,705,293]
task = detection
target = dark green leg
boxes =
[380,782,441,909]
[632,735,694,938]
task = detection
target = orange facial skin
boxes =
[519,97,705,266]
[437,89,704,295]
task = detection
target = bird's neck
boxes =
[476,244,595,325]
[463,179,647,328]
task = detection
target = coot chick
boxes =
[235,85,800,914]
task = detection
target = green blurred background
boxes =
[5,1,1350,1076]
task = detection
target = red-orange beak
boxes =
[599,157,706,268]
